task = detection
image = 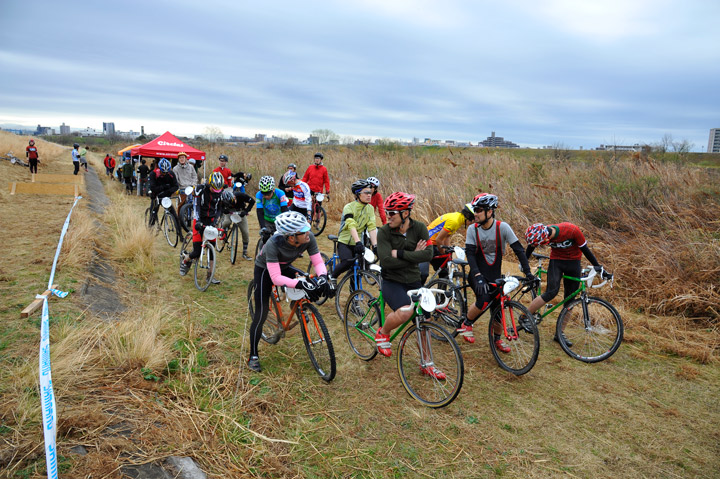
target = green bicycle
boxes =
[344,288,464,408]
[516,253,623,363]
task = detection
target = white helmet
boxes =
[274,211,311,236]
[366,176,380,188]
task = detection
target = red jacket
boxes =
[104,156,116,168]
[301,164,330,194]
[26,146,39,159]
[370,192,386,224]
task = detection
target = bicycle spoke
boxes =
[488,301,539,376]
[299,303,336,382]
[343,290,379,361]
[558,297,623,363]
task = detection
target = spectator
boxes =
[26,139,39,174]
[137,159,150,196]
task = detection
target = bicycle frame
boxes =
[352,292,431,344]
[521,256,589,319]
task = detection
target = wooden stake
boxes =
[21,284,58,318]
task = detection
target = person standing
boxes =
[122,157,134,194]
[26,139,39,174]
[103,154,116,178]
[213,154,234,188]
[79,145,88,172]
[173,152,198,208]
[71,143,81,175]
[301,152,330,197]
[137,159,150,195]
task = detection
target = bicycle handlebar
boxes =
[403,288,451,310]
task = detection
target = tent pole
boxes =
[137,155,142,196]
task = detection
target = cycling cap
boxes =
[366,176,380,188]
[219,154,228,162]
[471,193,498,210]
[351,179,372,195]
[177,151,188,158]
[461,203,475,221]
[314,152,324,159]
[221,188,235,206]
[384,191,415,211]
[258,175,275,193]
[275,211,311,235]
[209,172,225,191]
[525,223,551,246]
[283,170,297,184]
[158,158,172,173]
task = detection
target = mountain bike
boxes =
[305,234,382,317]
[344,287,464,408]
[180,226,219,292]
[247,266,336,382]
[310,192,327,235]
[514,253,623,363]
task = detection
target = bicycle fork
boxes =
[498,296,519,340]
[414,315,436,369]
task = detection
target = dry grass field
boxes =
[0,131,718,478]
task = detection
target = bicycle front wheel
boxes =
[247,282,282,344]
[488,300,539,376]
[426,278,465,337]
[557,296,623,363]
[397,321,464,408]
[335,269,382,320]
[229,225,239,264]
[344,290,380,361]
[299,303,336,382]
[194,243,216,291]
[178,203,192,233]
[162,211,180,248]
[311,205,326,235]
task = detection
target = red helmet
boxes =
[29,139,35,145]
[525,223,550,246]
[384,192,415,211]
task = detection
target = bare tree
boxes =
[311,129,339,144]
[671,138,693,154]
[204,126,224,143]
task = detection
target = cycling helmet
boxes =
[283,170,297,184]
[245,172,252,182]
[525,223,551,246]
[384,191,415,211]
[177,151,188,158]
[221,188,235,206]
[219,154,228,162]
[73,143,79,149]
[366,176,380,188]
[471,193,498,211]
[351,179,372,196]
[287,163,297,169]
[258,175,275,193]
[158,158,172,173]
[275,211,311,235]
[209,172,225,191]
[314,152,324,160]
[461,203,475,221]
[29,139,35,145]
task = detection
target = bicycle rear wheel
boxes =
[299,303,336,382]
[344,290,380,361]
[162,211,180,248]
[557,296,623,363]
[397,321,464,408]
[426,278,465,338]
[311,205,326,235]
[488,301,539,376]
[178,203,192,233]
[194,243,216,291]
[335,269,382,320]
[247,282,282,344]
[229,225,239,264]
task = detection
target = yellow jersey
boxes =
[427,212,467,245]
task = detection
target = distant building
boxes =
[307,135,319,145]
[595,144,641,152]
[708,128,720,153]
[35,124,52,135]
[479,132,519,148]
[103,122,116,136]
[59,123,70,135]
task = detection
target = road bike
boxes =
[310,192,327,235]
[247,267,336,382]
[514,253,623,363]
[177,186,195,233]
[214,212,243,264]
[180,226,220,292]
[424,245,467,288]
[344,287,464,408]
[145,196,181,248]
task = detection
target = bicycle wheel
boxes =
[343,290,380,361]
[397,321,464,408]
[556,296,623,363]
[145,207,158,229]
[254,236,264,259]
[335,269,382,320]
[178,203,192,233]
[162,211,180,248]
[180,233,192,258]
[311,205,326,235]
[426,278,465,337]
[299,303,336,382]
[194,243,216,292]
[247,282,283,344]
[229,225,239,264]
[488,300,539,376]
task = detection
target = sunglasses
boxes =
[359,190,373,195]
[387,210,402,217]
[294,231,309,237]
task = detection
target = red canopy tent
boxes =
[131,131,206,162]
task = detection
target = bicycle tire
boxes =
[397,321,464,408]
[488,300,539,376]
[229,225,239,264]
[246,282,283,344]
[426,278,465,338]
[335,269,382,320]
[343,290,380,361]
[556,296,623,363]
[178,203,192,233]
[162,211,180,248]
[311,205,327,235]
[194,243,216,292]
[299,303,336,382]
[254,236,264,259]
[145,207,158,230]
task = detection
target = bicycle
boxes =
[180,226,219,291]
[310,192,327,235]
[305,234,382,318]
[344,287,464,408]
[254,225,275,259]
[246,266,336,382]
[514,253,623,363]
[214,212,242,264]
[177,186,195,233]
[424,245,467,288]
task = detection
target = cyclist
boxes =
[213,154,234,188]
[247,211,332,372]
[147,158,179,224]
[366,176,386,225]
[524,222,610,346]
[283,170,312,220]
[302,152,330,197]
[457,193,534,348]
[278,163,297,200]
[220,187,256,260]
[231,171,252,193]
[421,202,476,283]
[374,193,435,365]
[180,172,225,283]
[172,152,198,209]
[331,179,379,285]
[26,139,39,174]
[255,175,289,238]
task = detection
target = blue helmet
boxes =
[158,158,171,173]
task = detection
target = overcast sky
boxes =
[1,0,718,150]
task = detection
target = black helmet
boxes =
[219,154,228,162]
[73,143,79,148]
[314,152,324,160]
[461,204,475,221]
[351,179,372,196]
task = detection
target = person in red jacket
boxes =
[26,139,39,174]
[213,154,233,188]
[366,176,386,225]
[103,154,116,179]
[301,152,330,196]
